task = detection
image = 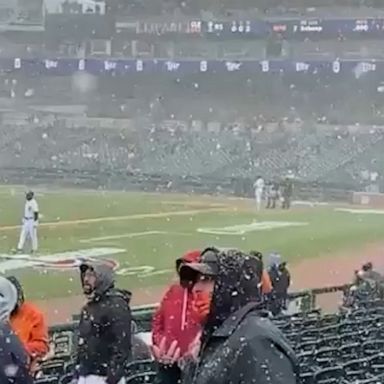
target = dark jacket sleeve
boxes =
[105,297,132,384]
[228,337,298,384]
[0,325,33,384]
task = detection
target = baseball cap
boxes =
[181,247,220,276]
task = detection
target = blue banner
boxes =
[118,18,384,39]
[2,57,382,76]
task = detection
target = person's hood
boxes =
[267,252,281,269]
[176,250,201,271]
[203,249,262,337]
[7,276,25,308]
[0,277,18,322]
[176,250,201,285]
[80,261,115,297]
[359,269,384,283]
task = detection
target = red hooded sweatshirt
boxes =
[152,250,201,357]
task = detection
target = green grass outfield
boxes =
[1,186,384,300]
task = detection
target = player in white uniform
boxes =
[17,191,39,254]
[253,176,265,211]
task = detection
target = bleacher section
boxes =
[1,124,382,190]
[36,285,384,384]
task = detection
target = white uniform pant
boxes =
[17,219,38,251]
[78,375,126,384]
[255,189,263,211]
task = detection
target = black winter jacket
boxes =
[77,263,132,384]
[182,249,299,384]
[183,303,298,384]
[0,322,33,384]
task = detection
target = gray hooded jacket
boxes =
[0,277,33,384]
[77,262,132,383]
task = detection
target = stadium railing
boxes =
[47,282,351,362]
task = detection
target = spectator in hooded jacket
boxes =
[267,255,291,315]
[7,276,49,370]
[179,248,299,384]
[0,276,33,384]
[249,251,273,295]
[359,262,384,283]
[152,250,201,384]
[77,262,132,384]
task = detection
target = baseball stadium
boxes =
[3,0,384,381]
[1,186,384,322]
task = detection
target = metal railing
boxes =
[46,283,350,362]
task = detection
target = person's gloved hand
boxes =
[151,337,181,366]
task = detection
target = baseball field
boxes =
[1,185,384,323]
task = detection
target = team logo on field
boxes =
[0,248,124,273]
[0,248,172,277]
[34,256,119,270]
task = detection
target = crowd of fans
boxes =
[0,247,294,383]
[2,247,384,383]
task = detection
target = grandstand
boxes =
[1,124,383,193]
[38,288,384,384]
[3,0,384,382]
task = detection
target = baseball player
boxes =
[253,175,265,211]
[266,181,279,209]
[16,191,39,254]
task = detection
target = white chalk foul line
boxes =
[335,208,384,215]
[0,207,230,232]
[80,231,166,243]
[81,231,193,243]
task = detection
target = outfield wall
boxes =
[353,192,384,207]
[0,166,354,202]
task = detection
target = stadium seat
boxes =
[59,373,74,384]
[125,372,157,384]
[299,371,314,384]
[363,340,384,356]
[317,325,341,337]
[274,319,292,331]
[298,351,315,366]
[348,309,366,320]
[343,358,369,381]
[359,300,384,309]
[125,359,156,376]
[368,353,384,375]
[340,332,362,344]
[317,336,340,349]
[286,332,301,344]
[339,321,365,334]
[346,373,384,384]
[63,360,76,374]
[315,347,340,368]
[301,328,320,343]
[35,377,59,384]
[40,358,67,376]
[339,343,363,361]
[313,366,344,384]
[301,318,319,329]
[297,340,317,352]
